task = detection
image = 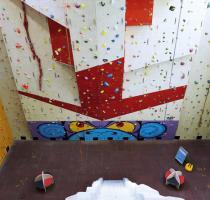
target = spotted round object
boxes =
[38,123,65,139]
[34,172,54,192]
[140,123,166,138]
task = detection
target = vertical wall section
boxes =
[0,0,209,140]
[0,30,31,140]
[0,100,13,165]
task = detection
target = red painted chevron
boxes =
[19,85,186,120]
[76,58,124,107]
[23,0,185,120]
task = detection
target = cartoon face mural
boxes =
[68,122,139,141]
[28,121,178,141]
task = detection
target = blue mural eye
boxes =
[140,123,166,139]
[37,123,65,139]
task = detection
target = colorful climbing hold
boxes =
[103,82,109,87]
[16,43,22,49]
[101,30,107,36]
[169,6,175,11]
[107,73,113,78]
[21,84,29,90]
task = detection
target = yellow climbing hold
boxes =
[185,163,193,172]
[102,43,106,48]
[101,30,107,36]
[80,3,86,8]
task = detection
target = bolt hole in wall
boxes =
[0,0,210,144]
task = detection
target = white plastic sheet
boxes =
[66,178,184,200]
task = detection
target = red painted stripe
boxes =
[22,3,43,90]
[99,86,187,119]
[76,58,124,107]
[126,0,154,26]
[18,91,81,113]
[48,19,74,66]
[18,86,186,120]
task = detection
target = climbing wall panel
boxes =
[0,1,81,109]
[176,7,210,139]
[21,0,67,27]
[174,0,208,58]
[0,30,31,140]
[124,0,181,72]
[124,0,207,72]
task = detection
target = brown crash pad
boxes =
[0,140,210,200]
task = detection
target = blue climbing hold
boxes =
[107,73,113,78]
[140,123,166,139]
[38,123,65,139]
[103,81,109,87]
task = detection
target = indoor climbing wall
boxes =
[0,0,209,140]
[0,31,31,140]
[0,99,13,165]
[176,7,210,139]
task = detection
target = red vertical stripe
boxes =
[48,19,74,66]
[126,0,154,26]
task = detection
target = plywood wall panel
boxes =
[1,1,80,108]
[109,104,167,121]
[176,8,210,139]
[21,96,97,121]
[124,0,181,72]
[123,61,172,98]
[0,30,31,140]
[169,56,192,88]
[165,99,183,120]
[65,0,99,71]
[174,0,208,58]
[22,0,67,27]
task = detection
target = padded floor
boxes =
[0,140,210,200]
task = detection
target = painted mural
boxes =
[28,121,178,141]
